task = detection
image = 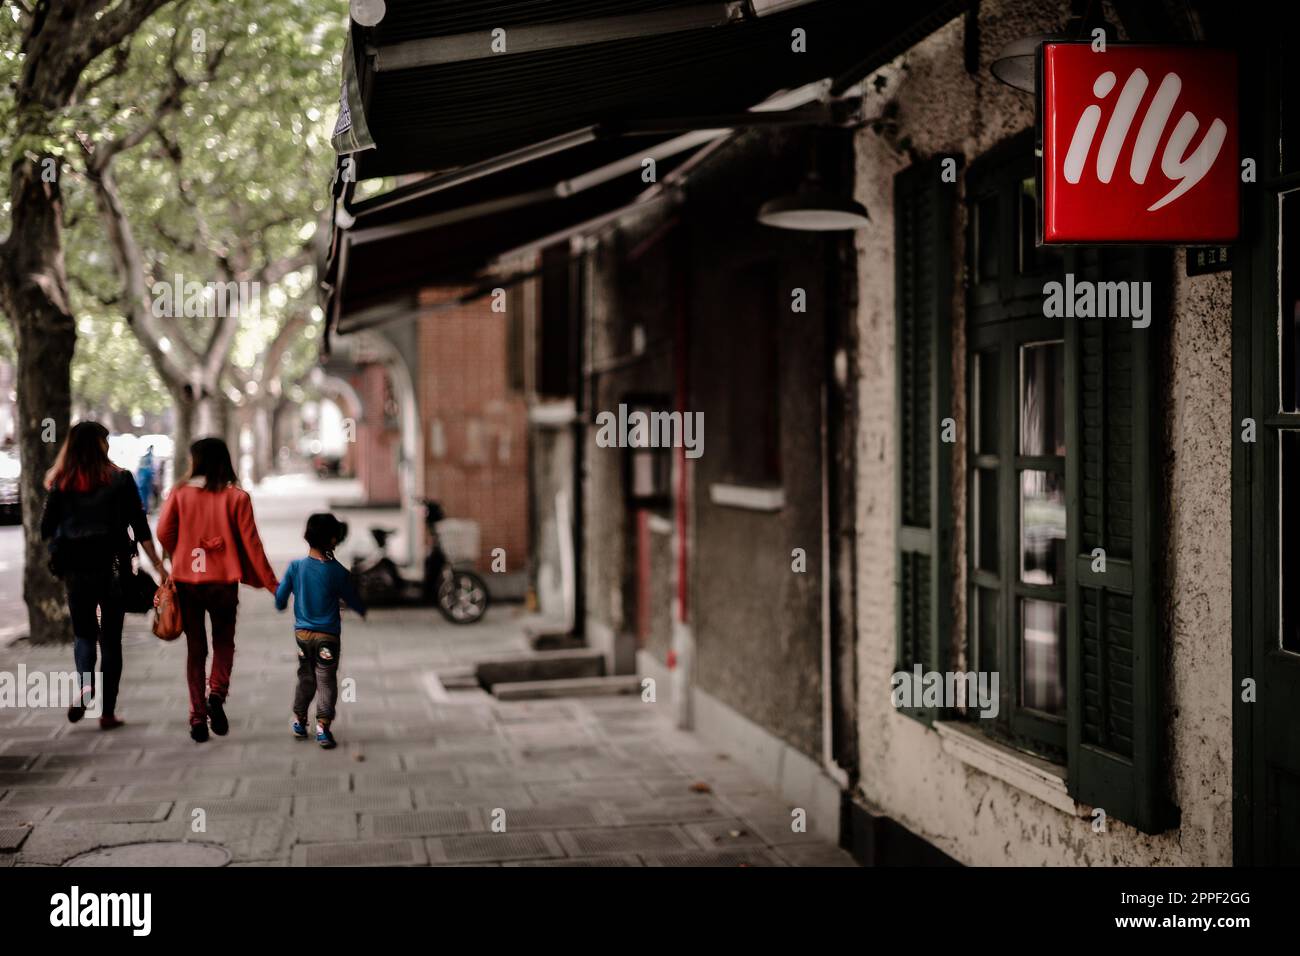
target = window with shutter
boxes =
[894,158,956,723]
[1065,262,1169,833]
[961,133,1169,831]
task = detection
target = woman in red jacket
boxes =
[157,437,278,742]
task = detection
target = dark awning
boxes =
[325,133,709,334]
[332,0,964,179]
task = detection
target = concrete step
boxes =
[474,649,604,689]
[492,675,644,701]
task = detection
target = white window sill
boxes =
[708,483,784,512]
[932,721,1084,818]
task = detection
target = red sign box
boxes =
[1041,44,1238,243]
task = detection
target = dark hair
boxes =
[45,421,118,493]
[184,437,238,491]
[304,513,348,553]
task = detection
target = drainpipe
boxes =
[670,230,694,730]
[570,241,587,640]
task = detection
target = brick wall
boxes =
[417,287,529,572]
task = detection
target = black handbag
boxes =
[114,550,158,614]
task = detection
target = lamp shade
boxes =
[758,191,870,231]
[989,33,1065,93]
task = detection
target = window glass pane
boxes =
[1283,432,1300,653]
[1021,470,1066,585]
[1020,342,1065,456]
[975,350,999,455]
[1281,192,1300,412]
[1017,177,1061,275]
[1021,598,1065,716]
[974,468,999,573]
[974,195,999,284]
[976,586,999,676]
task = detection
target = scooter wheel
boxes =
[437,571,489,625]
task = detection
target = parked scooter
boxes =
[350,500,489,625]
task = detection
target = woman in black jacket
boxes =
[40,422,169,728]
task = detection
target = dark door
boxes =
[1234,38,1300,865]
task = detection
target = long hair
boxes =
[184,437,239,491]
[45,421,118,493]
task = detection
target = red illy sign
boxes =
[1041,43,1238,243]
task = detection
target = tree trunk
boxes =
[0,161,77,644]
[251,399,275,484]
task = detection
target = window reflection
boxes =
[1021,342,1065,456]
[1021,598,1065,716]
[1021,470,1066,585]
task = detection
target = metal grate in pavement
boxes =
[0,770,71,787]
[430,831,563,863]
[295,839,426,867]
[180,797,291,817]
[121,780,235,801]
[418,786,531,808]
[355,769,462,790]
[242,775,347,796]
[0,825,31,851]
[54,802,171,823]
[366,809,480,837]
[1,786,116,807]
[641,849,785,867]
[557,826,695,856]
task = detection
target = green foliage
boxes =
[1,0,346,419]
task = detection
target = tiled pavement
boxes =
[0,480,856,868]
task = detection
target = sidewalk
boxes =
[0,480,856,867]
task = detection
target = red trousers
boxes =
[176,582,240,726]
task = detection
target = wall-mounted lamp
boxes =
[989,8,1115,93]
[758,174,869,231]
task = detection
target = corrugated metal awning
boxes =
[332,0,964,179]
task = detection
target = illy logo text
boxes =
[1063,68,1227,212]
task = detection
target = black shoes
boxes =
[207,694,229,736]
[190,723,210,743]
[67,704,85,724]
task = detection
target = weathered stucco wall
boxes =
[851,0,1233,864]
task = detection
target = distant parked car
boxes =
[0,450,20,524]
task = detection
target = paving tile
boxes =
[295,791,412,814]
[504,855,644,867]
[605,796,730,825]
[683,819,769,850]
[416,786,532,808]
[772,843,860,867]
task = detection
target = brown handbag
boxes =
[152,577,183,641]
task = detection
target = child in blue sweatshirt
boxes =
[275,513,366,748]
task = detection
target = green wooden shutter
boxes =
[894,159,955,722]
[1065,271,1167,832]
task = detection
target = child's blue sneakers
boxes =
[316,723,337,749]
[290,718,308,739]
